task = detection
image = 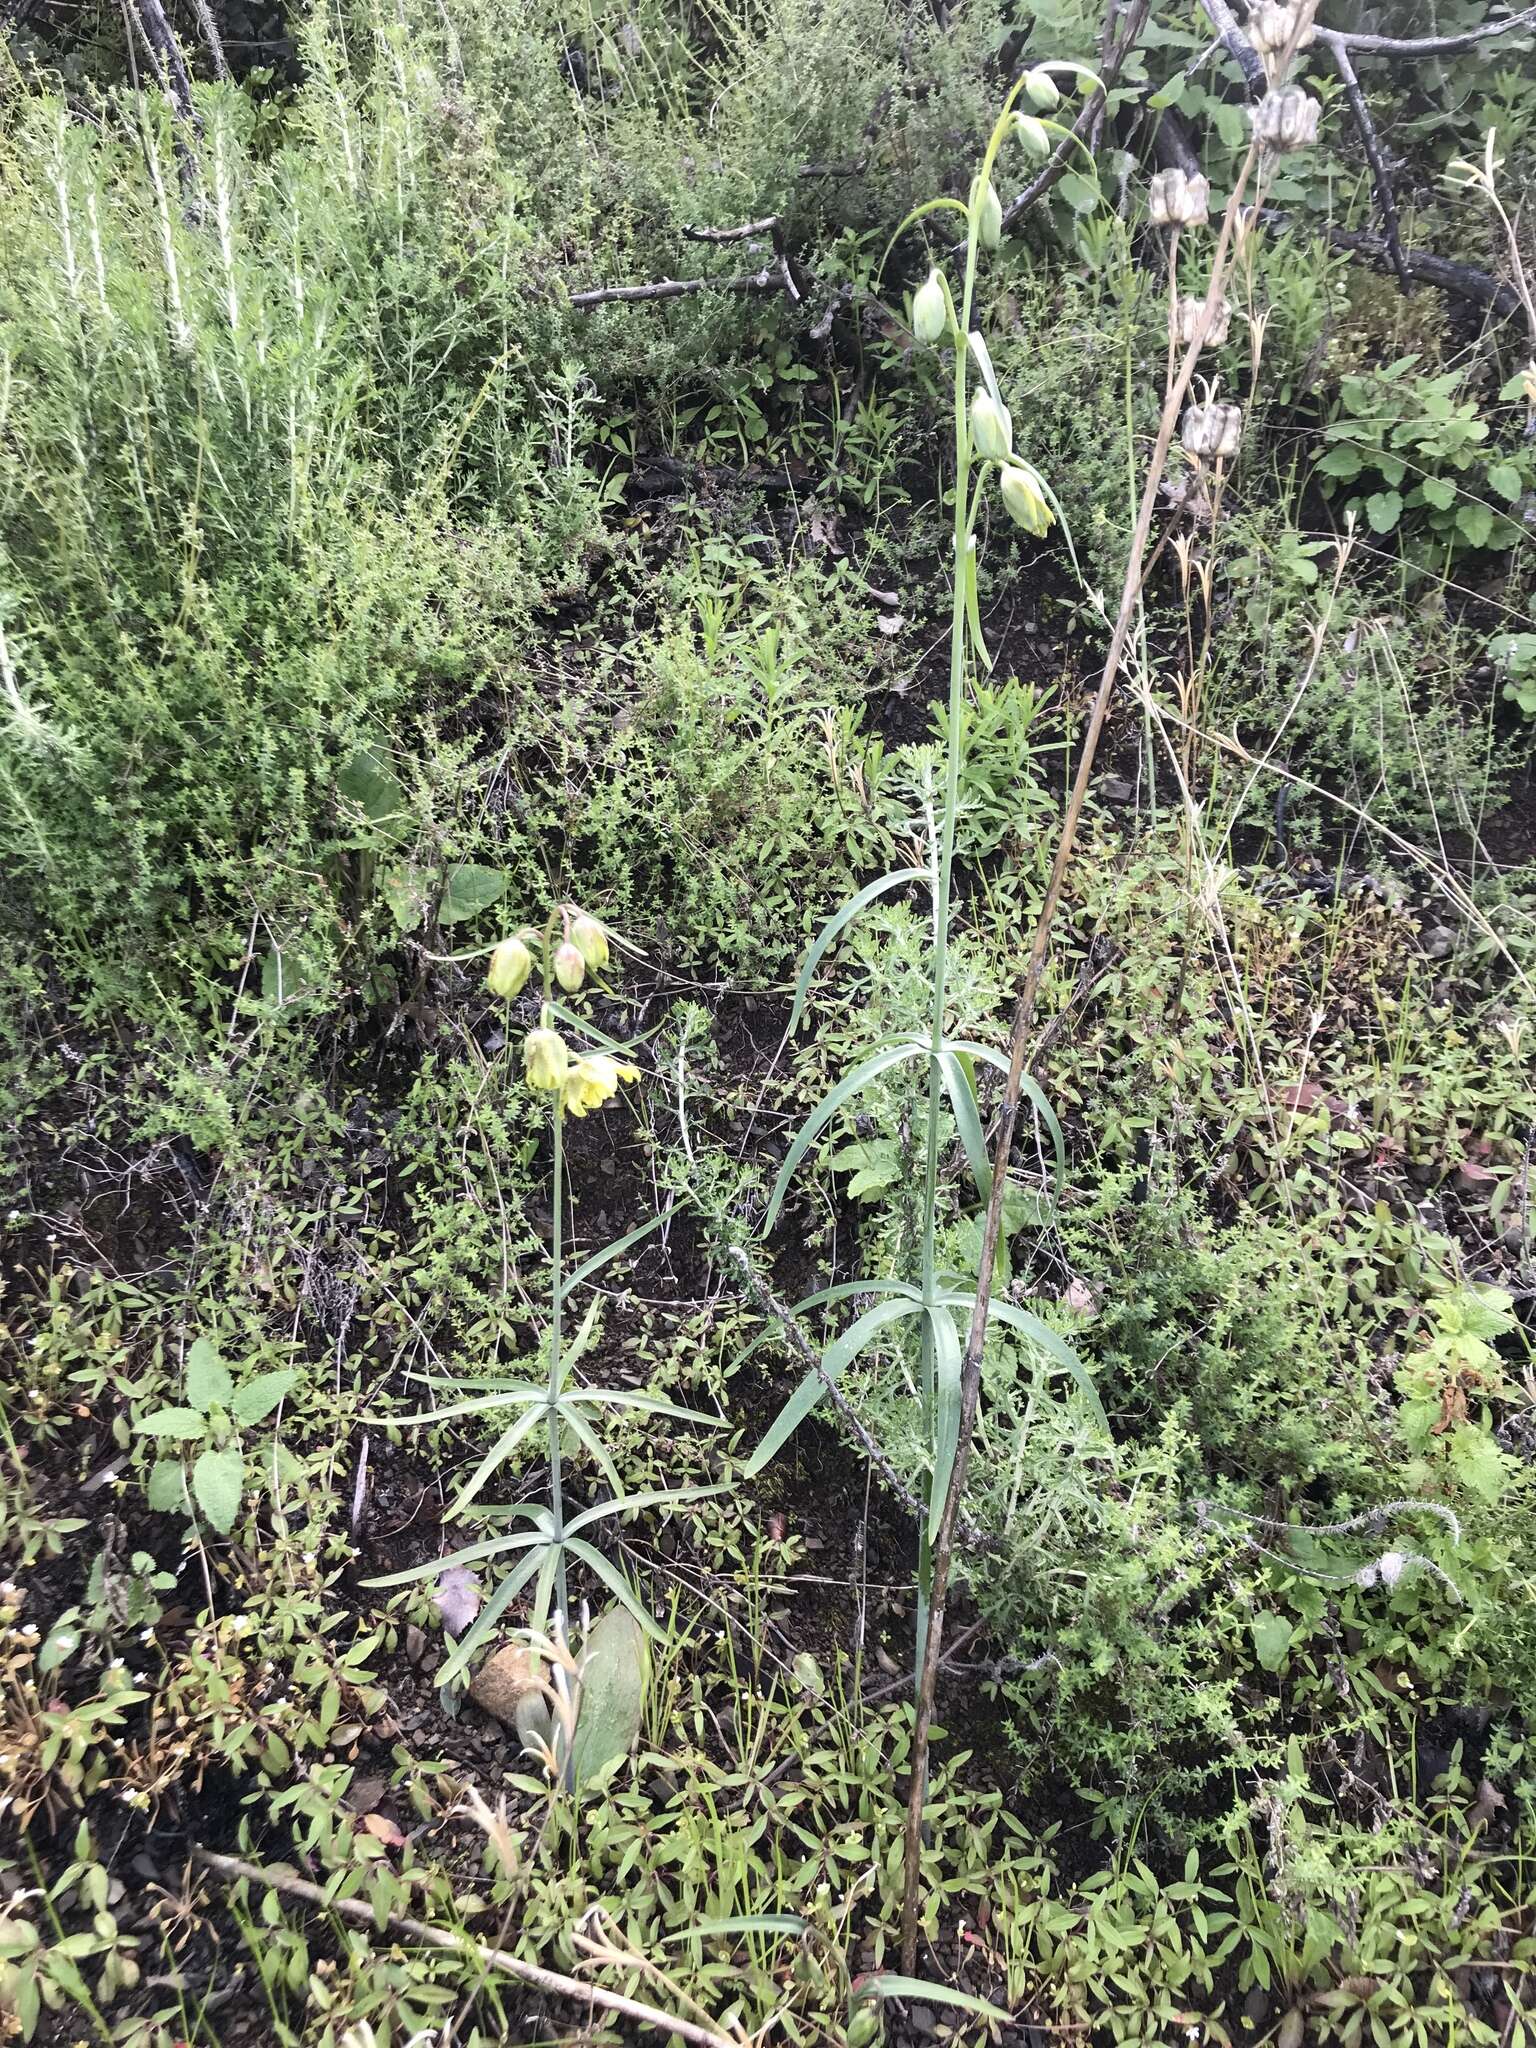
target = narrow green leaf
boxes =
[927,1305,962,1542]
[962,541,994,673]
[563,1538,667,1640]
[853,1974,1011,2024]
[763,1040,929,1232]
[745,1295,924,1474]
[782,869,927,1044]
[564,1483,725,1539]
[560,1405,625,1499]
[936,1047,991,1199]
[558,1209,671,1302]
[363,1527,549,1590]
[968,1297,1107,1430]
[438,1543,550,1688]
[448,1403,546,1519]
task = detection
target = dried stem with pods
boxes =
[899,2,1324,1969]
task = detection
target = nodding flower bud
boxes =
[1169,294,1232,349]
[999,462,1054,536]
[569,913,610,973]
[487,935,534,1001]
[1252,84,1320,152]
[1247,1,1315,63]
[1022,67,1060,111]
[553,941,585,992]
[1181,399,1243,463]
[969,390,1013,462]
[523,1027,569,1092]
[978,180,1003,250]
[1148,167,1210,230]
[1014,113,1052,162]
[911,268,948,346]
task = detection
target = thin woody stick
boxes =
[191,1848,738,2048]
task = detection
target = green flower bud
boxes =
[553,941,585,992]
[969,390,1013,462]
[978,180,1003,250]
[999,461,1055,536]
[486,935,533,1001]
[911,268,948,346]
[1023,67,1060,111]
[569,913,610,972]
[1014,113,1051,162]
[523,1028,569,1092]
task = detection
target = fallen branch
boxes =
[1323,35,1409,288]
[568,265,787,309]
[190,1849,738,2048]
[571,215,804,311]
[1264,210,1522,315]
[1325,6,1536,56]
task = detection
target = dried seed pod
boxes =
[1248,1,1315,60]
[1169,294,1232,349]
[1253,85,1321,152]
[1148,167,1210,229]
[1181,400,1243,462]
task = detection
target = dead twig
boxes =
[573,216,804,310]
[1323,35,1409,288]
[190,1849,738,2048]
[568,265,788,309]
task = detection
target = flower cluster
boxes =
[487,906,637,1121]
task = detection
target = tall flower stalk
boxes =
[742,64,1104,1675]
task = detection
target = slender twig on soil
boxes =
[568,266,788,309]
[900,127,1269,1977]
[190,1850,739,2048]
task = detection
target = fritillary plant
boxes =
[368,904,723,1695]
[741,63,1108,1681]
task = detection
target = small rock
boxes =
[1421,925,1456,959]
[1102,777,1133,803]
[468,1644,538,1725]
[908,2004,937,2038]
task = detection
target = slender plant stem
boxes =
[915,212,981,1672]
[899,134,1269,1976]
[549,1100,568,1631]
